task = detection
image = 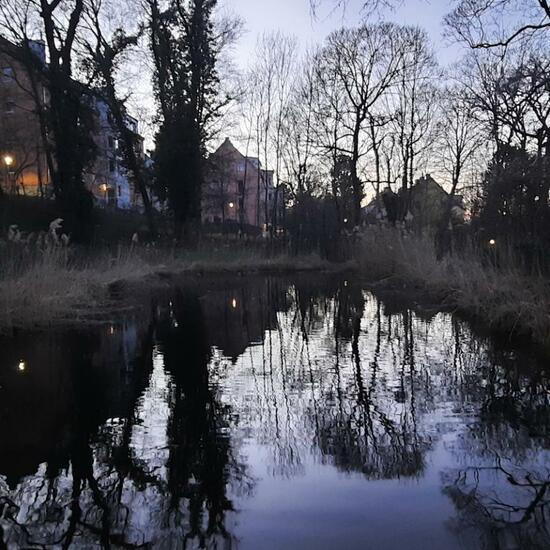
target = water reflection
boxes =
[0,276,549,548]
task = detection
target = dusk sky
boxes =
[226,0,465,68]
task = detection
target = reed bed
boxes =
[0,239,346,331]
[359,227,550,347]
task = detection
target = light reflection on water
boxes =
[0,276,549,549]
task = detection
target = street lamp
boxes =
[3,155,14,194]
[100,183,109,204]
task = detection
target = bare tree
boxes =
[445,0,550,49]
[317,23,407,225]
[389,26,439,195]
[242,32,297,233]
[437,84,484,198]
[82,0,158,237]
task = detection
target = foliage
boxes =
[473,145,550,271]
[149,0,223,241]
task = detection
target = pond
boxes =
[0,275,549,549]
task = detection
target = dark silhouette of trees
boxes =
[445,0,550,49]
[316,24,406,226]
[82,1,158,238]
[148,0,226,242]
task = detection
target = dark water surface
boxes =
[1,275,549,549]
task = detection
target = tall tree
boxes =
[149,0,225,242]
[82,0,158,237]
[317,23,406,226]
[389,27,439,195]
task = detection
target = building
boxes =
[84,97,145,210]
[363,174,464,230]
[0,37,145,210]
[203,138,281,231]
[0,38,50,198]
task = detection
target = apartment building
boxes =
[0,37,144,210]
[203,138,281,231]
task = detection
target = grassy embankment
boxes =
[360,227,550,348]
[0,196,355,331]
[0,242,355,331]
[1,192,549,348]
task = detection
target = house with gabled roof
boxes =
[203,138,280,231]
[363,174,464,230]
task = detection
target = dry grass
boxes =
[359,227,550,347]
[0,243,354,331]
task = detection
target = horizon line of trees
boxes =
[1,0,550,266]
[235,1,550,266]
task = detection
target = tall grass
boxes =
[0,239,350,331]
[359,226,550,347]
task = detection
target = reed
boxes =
[359,227,550,347]
[0,233,348,331]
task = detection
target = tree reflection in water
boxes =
[442,339,550,549]
[0,276,549,548]
[0,292,252,548]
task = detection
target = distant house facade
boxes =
[0,37,146,211]
[363,174,464,230]
[0,38,50,198]
[203,138,281,231]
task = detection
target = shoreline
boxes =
[359,228,550,353]
[2,234,550,358]
[0,251,358,333]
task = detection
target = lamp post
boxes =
[100,183,109,205]
[3,155,13,194]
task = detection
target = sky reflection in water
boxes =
[0,276,549,549]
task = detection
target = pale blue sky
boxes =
[224,0,464,68]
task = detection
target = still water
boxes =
[0,275,549,549]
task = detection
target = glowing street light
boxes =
[17,360,26,372]
[3,155,14,194]
[228,202,235,208]
[231,298,237,309]
[489,239,496,246]
[100,183,109,203]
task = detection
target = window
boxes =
[118,185,121,197]
[109,159,116,173]
[4,100,15,113]
[2,67,14,81]
[108,136,115,149]
[238,180,244,195]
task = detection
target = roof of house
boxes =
[212,137,266,171]
[410,174,448,196]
